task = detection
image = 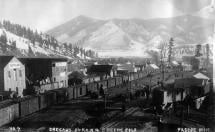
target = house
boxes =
[87,64,117,80]
[135,64,145,71]
[0,56,26,97]
[174,78,206,98]
[145,64,159,73]
[117,64,137,74]
[52,61,68,88]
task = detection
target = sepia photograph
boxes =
[0,0,214,131]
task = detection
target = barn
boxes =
[0,56,26,97]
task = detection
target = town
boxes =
[0,0,215,132]
[0,44,213,131]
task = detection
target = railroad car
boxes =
[51,88,67,104]
[38,93,48,110]
[98,80,108,89]
[28,96,39,114]
[65,87,74,100]
[44,91,57,106]
[75,85,82,98]
[151,87,164,106]
[80,84,87,97]
[138,72,142,79]
[87,82,98,93]
[122,74,129,83]
[73,86,79,99]
[115,76,123,86]
[107,78,116,88]
[17,97,30,117]
[0,101,19,126]
[134,72,138,80]
[129,72,134,81]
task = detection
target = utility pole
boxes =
[180,76,184,127]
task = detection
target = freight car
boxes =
[0,100,19,126]
[0,69,179,127]
[107,78,116,88]
[115,76,123,86]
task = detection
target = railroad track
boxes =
[101,107,139,128]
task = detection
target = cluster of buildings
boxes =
[0,53,210,101]
[0,56,163,100]
[0,56,68,100]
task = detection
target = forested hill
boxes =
[0,20,98,59]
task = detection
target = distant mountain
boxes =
[47,15,214,57]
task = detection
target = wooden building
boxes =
[19,57,68,92]
[87,64,117,80]
[116,64,137,75]
[52,62,68,88]
[0,56,26,97]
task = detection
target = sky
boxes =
[0,0,212,31]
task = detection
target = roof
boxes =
[135,64,145,68]
[0,56,14,68]
[172,61,179,66]
[18,57,68,62]
[193,72,210,80]
[87,65,114,75]
[147,64,159,69]
[117,64,135,72]
[174,78,203,89]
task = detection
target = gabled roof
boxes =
[146,64,159,69]
[193,72,210,80]
[87,65,114,75]
[174,78,203,89]
[135,64,145,68]
[0,56,14,68]
[172,61,179,66]
[117,64,135,72]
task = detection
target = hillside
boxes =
[0,21,98,60]
[47,15,214,57]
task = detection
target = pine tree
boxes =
[206,44,210,65]
[0,34,7,53]
[0,34,7,44]
[11,41,17,50]
[195,44,202,57]
[28,45,34,56]
[167,37,174,64]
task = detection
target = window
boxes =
[19,70,22,77]
[8,71,11,78]
[14,69,17,81]
[53,77,56,82]
[80,87,82,95]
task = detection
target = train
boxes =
[0,67,181,127]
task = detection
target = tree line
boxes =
[0,20,98,58]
